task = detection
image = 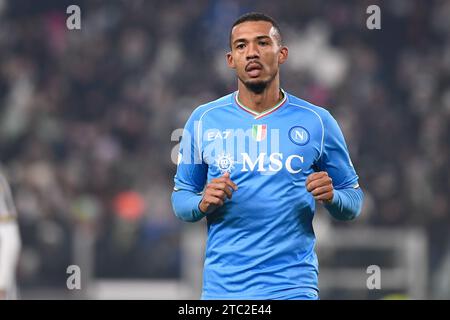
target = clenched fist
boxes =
[199,172,238,214]
[306,171,334,203]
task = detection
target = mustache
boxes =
[245,61,263,71]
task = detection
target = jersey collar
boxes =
[234,89,288,119]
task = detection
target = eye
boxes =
[259,40,269,46]
[236,43,245,49]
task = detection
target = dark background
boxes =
[0,0,448,299]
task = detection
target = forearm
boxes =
[171,189,205,223]
[324,187,364,221]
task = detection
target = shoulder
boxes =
[286,92,333,122]
[190,93,234,120]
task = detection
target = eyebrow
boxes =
[232,35,272,45]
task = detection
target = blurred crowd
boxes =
[0,0,448,296]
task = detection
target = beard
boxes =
[239,71,277,94]
[242,80,268,94]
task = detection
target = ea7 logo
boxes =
[241,153,304,174]
[206,130,232,141]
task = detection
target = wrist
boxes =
[324,190,339,207]
[198,200,207,214]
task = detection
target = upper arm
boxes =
[173,109,208,193]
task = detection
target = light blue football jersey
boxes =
[173,90,360,299]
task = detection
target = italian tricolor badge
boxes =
[252,124,267,141]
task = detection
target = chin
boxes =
[243,79,268,94]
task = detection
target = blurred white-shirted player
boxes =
[0,170,21,300]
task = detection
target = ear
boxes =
[226,51,236,69]
[278,46,289,65]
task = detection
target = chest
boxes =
[200,110,322,179]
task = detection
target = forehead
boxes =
[231,20,276,41]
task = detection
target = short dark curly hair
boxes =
[229,12,283,49]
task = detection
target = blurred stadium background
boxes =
[0,0,449,299]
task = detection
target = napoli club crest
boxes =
[289,126,310,146]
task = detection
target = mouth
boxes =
[245,61,263,78]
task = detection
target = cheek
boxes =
[236,59,248,72]
[231,55,242,66]
[264,53,278,69]
[237,58,246,68]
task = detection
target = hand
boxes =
[306,171,334,204]
[199,172,238,214]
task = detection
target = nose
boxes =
[246,42,260,60]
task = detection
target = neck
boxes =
[237,76,282,114]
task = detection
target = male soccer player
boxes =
[171,12,363,300]
[0,170,21,300]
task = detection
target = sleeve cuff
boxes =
[189,194,206,220]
